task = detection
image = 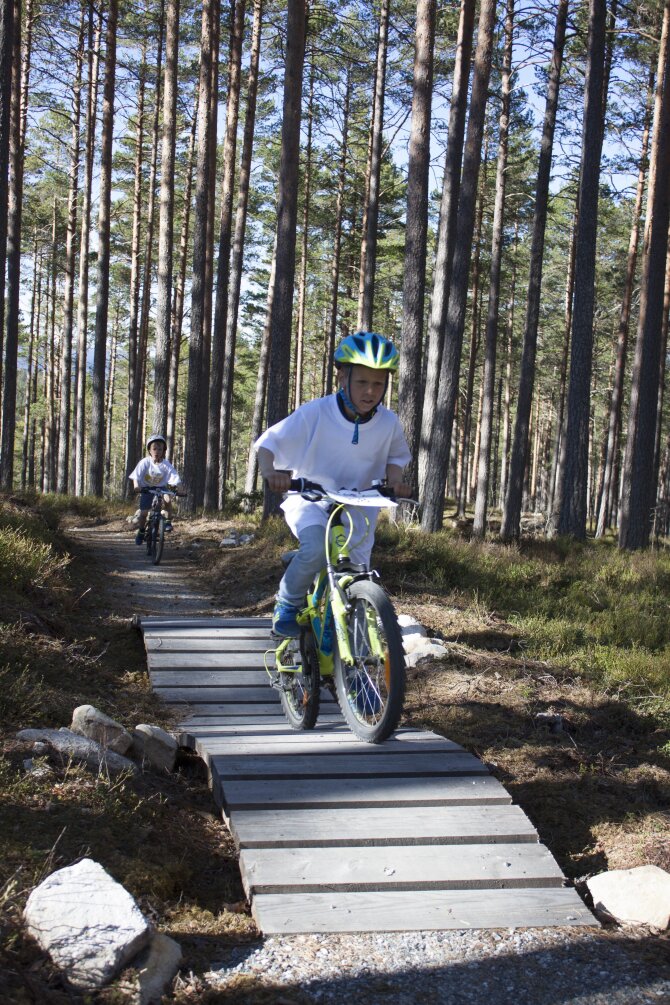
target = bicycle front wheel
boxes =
[334,580,405,743]
[279,629,320,730]
[151,516,165,565]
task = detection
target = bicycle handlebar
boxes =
[288,478,397,500]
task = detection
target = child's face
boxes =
[149,441,165,462]
[340,364,387,415]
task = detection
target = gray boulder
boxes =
[71,704,133,755]
[587,864,670,929]
[135,932,182,1004]
[24,858,150,990]
[131,724,178,773]
[16,728,138,775]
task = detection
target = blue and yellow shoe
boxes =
[135,530,145,546]
[272,600,300,638]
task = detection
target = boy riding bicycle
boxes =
[255,332,411,638]
[129,434,186,545]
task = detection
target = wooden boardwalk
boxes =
[139,615,596,934]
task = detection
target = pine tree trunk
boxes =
[417,0,475,498]
[595,70,653,536]
[421,0,496,533]
[473,0,514,538]
[56,2,85,495]
[136,4,164,451]
[0,0,28,490]
[74,2,102,497]
[244,238,276,500]
[557,0,608,538]
[457,146,487,519]
[292,53,315,413]
[356,0,389,332]
[153,0,180,435]
[325,68,350,397]
[87,0,118,497]
[397,0,435,489]
[619,0,670,550]
[183,0,217,511]
[218,0,263,504]
[21,234,38,488]
[205,0,245,509]
[499,0,567,541]
[0,0,14,395]
[262,0,306,518]
[44,197,58,491]
[167,113,196,457]
[498,221,518,507]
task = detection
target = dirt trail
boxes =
[67,520,216,618]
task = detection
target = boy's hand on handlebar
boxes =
[264,470,292,493]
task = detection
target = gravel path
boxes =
[204,927,670,1004]
[75,523,670,1005]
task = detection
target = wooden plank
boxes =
[151,670,272,686]
[212,752,487,779]
[148,652,274,668]
[140,617,272,630]
[145,632,271,649]
[217,774,511,810]
[239,843,566,895]
[251,887,596,933]
[154,687,281,703]
[162,701,285,715]
[227,804,539,849]
[186,736,464,756]
[179,727,459,746]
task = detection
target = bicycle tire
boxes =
[279,629,320,730]
[152,516,165,565]
[145,517,154,557]
[333,580,405,743]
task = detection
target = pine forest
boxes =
[2,0,670,550]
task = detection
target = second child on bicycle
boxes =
[255,331,411,638]
[129,434,186,545]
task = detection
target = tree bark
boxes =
[218,0,263,503]
[397,0,435,491]
[595,70,653,537]
[421,0,496,533]
[417,0,475,498]
[356,0,389,332]
[619,0,670,550]
[153,0,180,435]
[87,0,118,497]
[0,0,27,489]
[262,0,306,518]
[499,0,568,541]
[183,0,217,511]
[557,0,608,538]
[0,0,14,398]
[74,1,102,496]
[205,0,245,509]
[56,2,86,495]
[473,0,514,538]
[325,66,350,397]
[292,51,315,412]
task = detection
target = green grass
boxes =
[375,520,670,709]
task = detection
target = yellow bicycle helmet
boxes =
[333,331,400,372]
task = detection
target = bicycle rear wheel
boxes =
[279,629,320,730]
[151,516,165,565]
[333,580,405,743]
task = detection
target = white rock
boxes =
[587,865,670,929]
[135,932,182,1004]
[220,537,238,547]
[397,614,428,637]
[71,705,133,755]
[24,858,150,990]
[16,728,138,775]
[131,724,178,773]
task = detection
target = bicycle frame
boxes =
[270,493,388,681]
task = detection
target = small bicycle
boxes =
[266,479,406,743]
[143,487,178,566]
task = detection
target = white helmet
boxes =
[146,434,167,451]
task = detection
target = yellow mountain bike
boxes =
[266,479,406,743]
